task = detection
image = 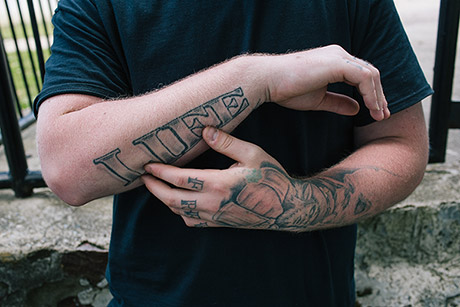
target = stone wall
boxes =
[0,249,110,306]
[0,189,113,306]
[355,162,460,306]
[1,158,460,306]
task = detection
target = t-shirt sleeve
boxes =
[33,0,130,117]
[351,0,434,126]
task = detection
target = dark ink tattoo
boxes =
[184,210,200,219]
[188,177,204,190]
[181,200,197,210]
[244,168,262,183]
[194,222,208,228]
[346,60,363,71]
[354,197,371,215]
[93,149,142,186]
[213,162,395,231]
[181,200,200,219]
[93,88,249,184]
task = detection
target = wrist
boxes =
[232,54,272,108]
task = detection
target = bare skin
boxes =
[37,45,391,206]
[142,100,427,232]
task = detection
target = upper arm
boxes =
[37,94,104,119]
[354,102,428,150]
[355,103,429,189]
[36,94,111,205]
[340,102,428,207]
[33,0,130,117]
[36,94,104,158]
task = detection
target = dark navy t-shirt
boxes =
[35,1,432,306]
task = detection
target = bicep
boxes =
[341,102,429,209]
[354,102,428,155]
[37,94,104,119]
[36,94,104,149]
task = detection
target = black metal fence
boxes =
[0,0,459,197]
[0,0,57,196]
[429,0,460,163]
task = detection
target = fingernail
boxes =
[375,101,381,111]
[144,164,153,173]
[205,126,218,142]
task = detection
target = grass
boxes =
[6,48,51,112]
[1,20,53,41]
[2,19,52,114]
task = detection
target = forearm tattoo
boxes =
[212,162,389,231]
[93,88,249,185]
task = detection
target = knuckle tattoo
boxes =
[188,177,204,190]
[194,222,208,228]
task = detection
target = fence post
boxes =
[0,33,34,197]
[27,0,46,80]
[429,0,460,163]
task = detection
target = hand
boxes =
[262,45,390,121]
[141,127,298,230]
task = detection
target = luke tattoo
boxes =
[93,88,249,185]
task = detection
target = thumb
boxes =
[318,92,360,116]
[202,127,261,165]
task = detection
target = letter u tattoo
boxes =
[93,88,249,185]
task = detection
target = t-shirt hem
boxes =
[33,84,122,117]
[389,86,434,115]
[355,85,433,127]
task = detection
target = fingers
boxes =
[338,53,390,121]
[294,45,389,121]
[318,92,360,116]
[145,163,210,191]
[202,126,267,166]
[141,174,221,228]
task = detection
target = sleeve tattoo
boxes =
[213,162,394,231]
[93,87,249,185]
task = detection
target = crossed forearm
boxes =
[93,87,252,186]
[38,46,390,206]
[211,162,396,232]
[38,57,265,205]
[142,109,427,232]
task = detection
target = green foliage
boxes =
[7,48,51,111]
[2,18,52,113]
[1,21,53,40]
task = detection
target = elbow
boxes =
[36,95,102,206]
[402,141,429,200]
[41,163,89,206]
[410,164,426,195]
[413,134,430,189]
[38,138,92,206]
